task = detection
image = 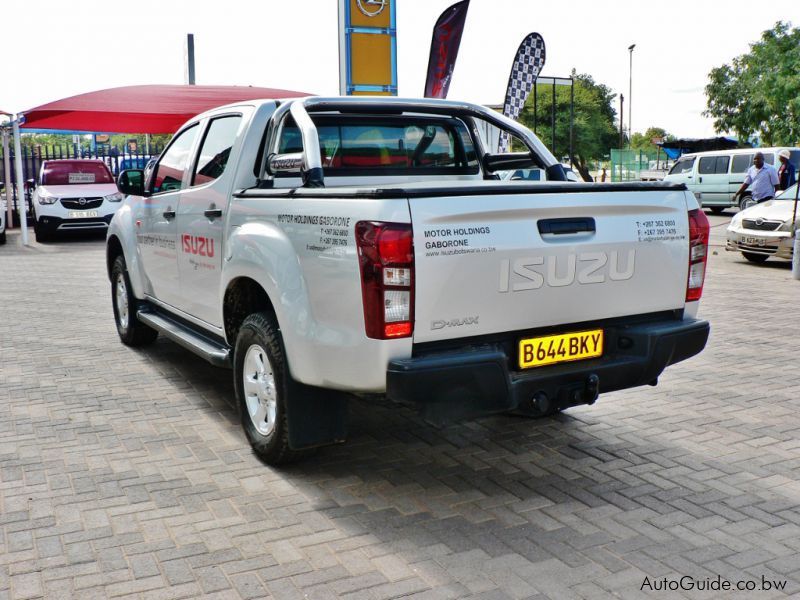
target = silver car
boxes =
[726,183,799,262]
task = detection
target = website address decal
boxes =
[641,574,787,593]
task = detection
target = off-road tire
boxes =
[742,252,769,264]
[233,312,314,465]
[111,255,158,346]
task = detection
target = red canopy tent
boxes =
[19,85,310,134]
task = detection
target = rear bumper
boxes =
[386,317,709,424]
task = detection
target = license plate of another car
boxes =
[519,329,603,369]
[741,236,766,246]
[68,210,98,219]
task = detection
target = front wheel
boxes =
[739,195,756,211]
[111,255,158,346]
[708,206,726,215]
[742,252,769,263]
[34,219,52,243]
[233,312,313,465]
[0,228,6,245]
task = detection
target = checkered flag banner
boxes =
[498,33,546,153]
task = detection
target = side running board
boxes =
[137,310,232,368]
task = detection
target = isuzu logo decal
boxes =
[499,251,635,292]
[356,0,387,17]
[181,234,215,258]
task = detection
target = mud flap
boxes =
[285,380,349,450]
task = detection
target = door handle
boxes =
[163,209,175,220]
[538,217,596,235]
[699,177,703,183]
[204,208,223,219]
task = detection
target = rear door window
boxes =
[714,156,730,174]
[152,124,199,194]
[731,154,754,173]
[192,115,242,186]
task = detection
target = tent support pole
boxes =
[2,128,12,229]
[12,117,28,245]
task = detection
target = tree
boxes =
[517,70,619,181]
[630,127,671,152]
[705,21,800,145]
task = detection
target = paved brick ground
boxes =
[1,216,799,599]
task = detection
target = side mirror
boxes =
[26,178,36,189]
[117,169,145,196]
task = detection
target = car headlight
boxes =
[104,192,125,203]
[37,193,58,205]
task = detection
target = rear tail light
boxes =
[686,208,710,301]
[355,221,414,339]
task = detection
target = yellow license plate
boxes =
[519,329,603,369]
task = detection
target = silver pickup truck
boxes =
[107,96,710,464]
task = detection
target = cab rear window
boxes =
[278,117,479,175]
[41,161,114,185]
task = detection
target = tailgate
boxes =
[410,188,691,344]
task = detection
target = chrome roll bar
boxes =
[263,96,561,187]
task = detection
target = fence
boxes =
[0,143,164,225]
[610,148,672,182]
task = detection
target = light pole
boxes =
[628,44,635,147]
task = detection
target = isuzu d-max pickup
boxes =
[107,96,710,463]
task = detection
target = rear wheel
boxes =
[742,252,769,264]
[233,312,314,465]
[739,195,756,211]
[0,229,6,245]
[111,255,158,346]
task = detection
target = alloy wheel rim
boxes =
[116,273,129,331]
[243,344,277,436]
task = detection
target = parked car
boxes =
[664,147,800,213]
[726,183,800,262]
[31,159,124,242]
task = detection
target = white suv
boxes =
[32,159,124,242]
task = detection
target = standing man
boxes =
[777,149,796,191]
[734,152,779,207]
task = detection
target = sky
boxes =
[2,0,792,138]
